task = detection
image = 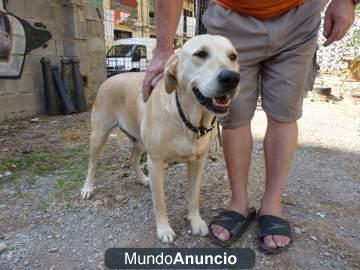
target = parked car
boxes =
[106,38,156,77]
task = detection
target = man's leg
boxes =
[211,119,297,246]
[260,117,298,248]
[211,123,252,241]
[202,0,263,243]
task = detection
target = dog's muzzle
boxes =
[218,69,240,92]
[192,69,240,114]
[192,87,234,114]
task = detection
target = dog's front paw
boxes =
[189,217,209,236]
[81,185,95,199]
[157,224,176,243]
[137,176,150,187]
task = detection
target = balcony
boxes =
[111,0,138,26]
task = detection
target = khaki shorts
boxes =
[202,0,328,128]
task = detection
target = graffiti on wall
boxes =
[0,0,52,79]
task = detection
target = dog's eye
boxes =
[193,50,208,59]
[229,53,237,61]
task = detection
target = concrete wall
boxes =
[0,0,107,122]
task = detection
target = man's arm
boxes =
[323,0,356,46]
[142,0,184,102]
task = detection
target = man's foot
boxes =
[258,206,292,252]
[210,206,249,241]
[209,207,256,247]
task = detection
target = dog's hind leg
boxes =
[148,157,175,243]
[186,154,209,236]
[81,113,115,199]
[130,145,150,186]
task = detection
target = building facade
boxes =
[103,0,196,51]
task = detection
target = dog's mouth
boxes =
[192,87,232,114]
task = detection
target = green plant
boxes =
[140,152,149,176]
[341,9,360,86]
[0,152,57,185]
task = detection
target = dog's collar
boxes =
[175,90,216,139]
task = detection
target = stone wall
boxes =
[0,0,107,122]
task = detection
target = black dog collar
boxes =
[175,90,216,139]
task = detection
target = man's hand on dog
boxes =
[323,0,355,47]
[143,48,173,102]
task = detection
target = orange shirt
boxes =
[215,0,305,19]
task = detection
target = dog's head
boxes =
[164,34,240,115]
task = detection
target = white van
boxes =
[106,38,156,77]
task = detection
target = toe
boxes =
[211,224,225,237]
[263,235,277,249]
[217,230,230,241]
[157,226,176,243]
[273,235,291,248]
[81,185,95,199]
[210,224,230,241]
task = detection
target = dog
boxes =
[80,34,240,243]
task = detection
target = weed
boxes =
[0,142,115,201]
[13,181,23,196]
[140,152,149,176]
[140,152,147,165]
[0,152,57,188]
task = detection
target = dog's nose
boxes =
[218,69,240,90]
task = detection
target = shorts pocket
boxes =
[304,47,318,92]
[201,3,229,33]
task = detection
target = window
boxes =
[183,9,193,17]
[149,0,156,25]
[114,30,132,40]
[183,9,193,35]
[107,45,133,57]
[138,46,147,58]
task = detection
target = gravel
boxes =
[0,243,7,253]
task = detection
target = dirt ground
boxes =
[0,90,359,269]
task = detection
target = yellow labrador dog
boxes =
[81,35,240,243]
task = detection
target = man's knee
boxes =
[221,119,252,130]
[266,114,299,126]
[265,111,300,126]
[222,122,252,142]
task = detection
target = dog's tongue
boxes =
[215,96,228,105]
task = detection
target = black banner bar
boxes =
[105,248,255,269]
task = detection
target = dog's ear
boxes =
[164,53,179,94]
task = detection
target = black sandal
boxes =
[208,207,256,247]
[258,215,293,255]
